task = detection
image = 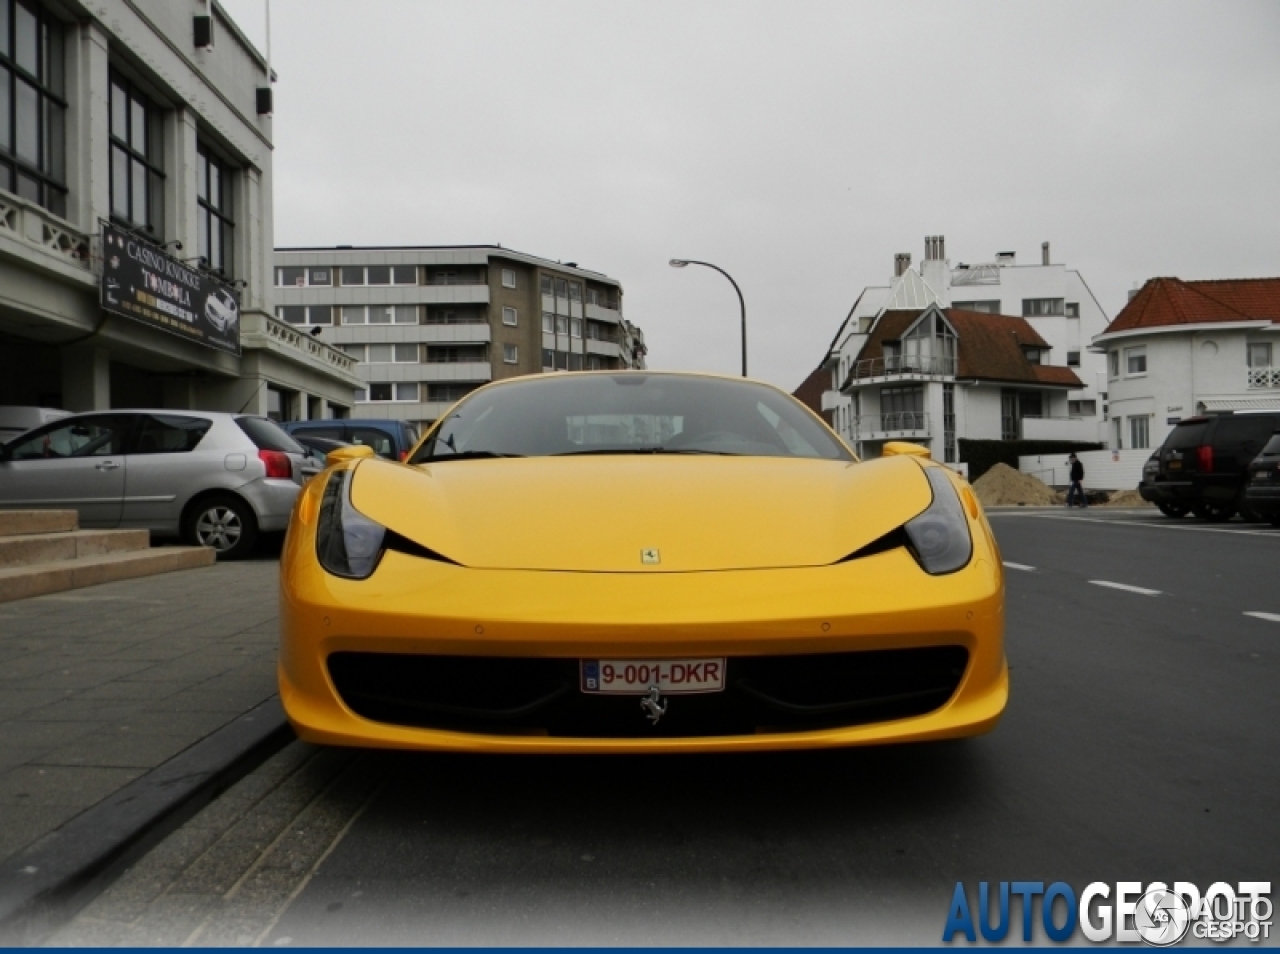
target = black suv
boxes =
[1243,430,1280,526]
[1139,412,1280,521]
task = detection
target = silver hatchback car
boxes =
[0,410,314,559]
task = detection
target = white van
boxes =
[0,407,72,443]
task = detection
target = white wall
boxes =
[1019,448,1151,491]
[960,386,1003,441]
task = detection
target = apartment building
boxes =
[822,236,1110,449]
[1094,277,1280,451]
[0,0,361,417]
[272,246,646,430]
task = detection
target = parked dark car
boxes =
[1139,412,1280,521]
[280,419,419,462]
[1243,430,1280,527]
[292,434,351,470]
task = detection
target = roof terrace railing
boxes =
[850,354,957,380]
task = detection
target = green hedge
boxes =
[958,439,1104,483]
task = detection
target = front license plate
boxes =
[580,658,726,694]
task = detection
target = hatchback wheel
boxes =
[1191,502,1235,522]
[1155,502,1189,518]
[185,495,258,560]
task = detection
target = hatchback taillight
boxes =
[259,449,292,479]
[1196,445,1214,473]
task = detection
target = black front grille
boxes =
[328,646,969,739]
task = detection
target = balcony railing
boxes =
[1247,367,1280,389]
[0,192,91,271]
[850,412,931,436]
[849,354,957,381]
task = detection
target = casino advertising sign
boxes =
[100,223,241,356]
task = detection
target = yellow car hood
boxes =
[348,454,932,572]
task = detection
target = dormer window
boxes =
[1022,347,1043,365]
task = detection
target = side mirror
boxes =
[881,441,931,459]
[326,444,376,465]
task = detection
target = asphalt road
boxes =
[53,509,1280,946]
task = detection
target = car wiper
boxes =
[552,447,741,456]
[419,451,525,462]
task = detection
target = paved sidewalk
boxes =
[0,560,283,866]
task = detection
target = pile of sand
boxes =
[971,462,1059,507]
[1101,489,1150,507]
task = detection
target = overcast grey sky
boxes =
[222,0,1280,390]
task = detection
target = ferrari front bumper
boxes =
[279,529,1007,754]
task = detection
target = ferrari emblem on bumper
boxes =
[641,548,661,564]
[640,686,668,725]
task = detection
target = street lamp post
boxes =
[669,259,747,377]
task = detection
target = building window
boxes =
[1065,302,1080,318]
[542,348,554,370]
[1248,342,1273,368]
[367,306,393,325]
[555,350,569,370]
[395,383,419,402]
[569,282,581,303]
[555,316,569,335]
[0,0,66,216]
[1113,417,1123,450]
[1129,415,1150,449]
[942,383,956,463]
[395,305,417,324]
[425,309,484,325]
[427,345,485,364]
[501,268,516,289]
[542,313,554,334]
[570,318,582,338]
[360,382,419,403]
[275,267,331,286]
[364,343,418,364]
[1125,346,1147,375]
[1022,298,1065,317]
[428,383,476,403]
[341,344,365,361]
[276,305,332,326]
[109,72,164,235]
[1068,399,1097,417]
[502,306,518,327]
[196,144,233,275]
[587,355,606,370]
[569,353,584,371]
[503,343,518,364]
[1109,351,1119,379]
[1066,351,1080,367]
[952,300,1000,314]
[340,266,365,285]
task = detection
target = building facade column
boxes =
[61,346,111,411]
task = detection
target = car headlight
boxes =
[903,467,973,575]
[316,469,387,579]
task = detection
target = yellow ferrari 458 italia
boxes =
[279,371,1006,754]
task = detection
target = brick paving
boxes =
[0,560,282,865]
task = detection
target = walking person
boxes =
[1066,453,1087,508]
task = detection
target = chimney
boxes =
[894,252,911,277]
[923,235,946,262]
[1041,242,1050,266]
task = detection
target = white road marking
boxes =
[1002,561,1036,571]
[1243,611,1280,623]
[989,512,1280,538]
[1090,580,1162,596]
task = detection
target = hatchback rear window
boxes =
[236,417,305,454]
[1161,421,1209,450]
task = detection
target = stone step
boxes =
[0,528,150,569]
[0,510,79,537]
[0,547,216,604]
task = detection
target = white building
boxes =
[1093,277,1280,451]
[0,0,361,418]
[826,303,1083,463]
[273,246,645,432]
[822,236,1111,451]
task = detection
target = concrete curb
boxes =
[0,697,293,945]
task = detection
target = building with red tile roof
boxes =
[821,236,1109,461]
[1093,277,1280,451]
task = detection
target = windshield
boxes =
[413,374,851,463]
